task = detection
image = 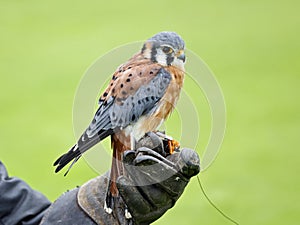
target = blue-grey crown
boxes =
[147,31,185,50]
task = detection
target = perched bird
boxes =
[54,31,186,213]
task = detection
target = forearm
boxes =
[0,161,51,225]
[40,188,99,225]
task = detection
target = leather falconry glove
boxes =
[41,132,200,225]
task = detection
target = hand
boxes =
[117,132,200,225]
[75,132,200,225]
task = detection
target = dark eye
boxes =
[162,46,173,54]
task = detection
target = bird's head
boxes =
[141,31,186,69]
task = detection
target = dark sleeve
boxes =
[40,188,98,225]
[0,161,51,225]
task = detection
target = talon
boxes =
[154,131,180,154]
[168,139,180,154]
[105,189,114,214]
[104,202,113,214]
[125,208,132,219]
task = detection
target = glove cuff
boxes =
[77,175,108,225]
[77,173,129,225]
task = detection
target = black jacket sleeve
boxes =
[0,161,51,225]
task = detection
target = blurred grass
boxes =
[1,0,300,224]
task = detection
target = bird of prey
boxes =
[54,31,186,213]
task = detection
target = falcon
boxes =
[54,31,186,213]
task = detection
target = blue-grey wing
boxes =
[54,67,171,174]
[108,67,171,128]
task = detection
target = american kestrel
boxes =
[54,31,186,213]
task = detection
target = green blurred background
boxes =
[1,0,299,224]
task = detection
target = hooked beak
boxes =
[177,53,186,63]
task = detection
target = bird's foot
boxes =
[167,139,180,154]
[104,190,132,220]
[104,191,113,214]
[154,131,180,154]
[125,205,132,219]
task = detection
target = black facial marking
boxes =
[151,44,157,62]
[166,56,174,66]
[103,92,108,97]
[120,84,124,88]
[126,78,131,82]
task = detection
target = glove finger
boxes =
[123,150,136,165]
[126,154,189,197]
[167,148,200,178]
[135,132,166,156]
[128,155,178,184]
[135,147,175,168]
